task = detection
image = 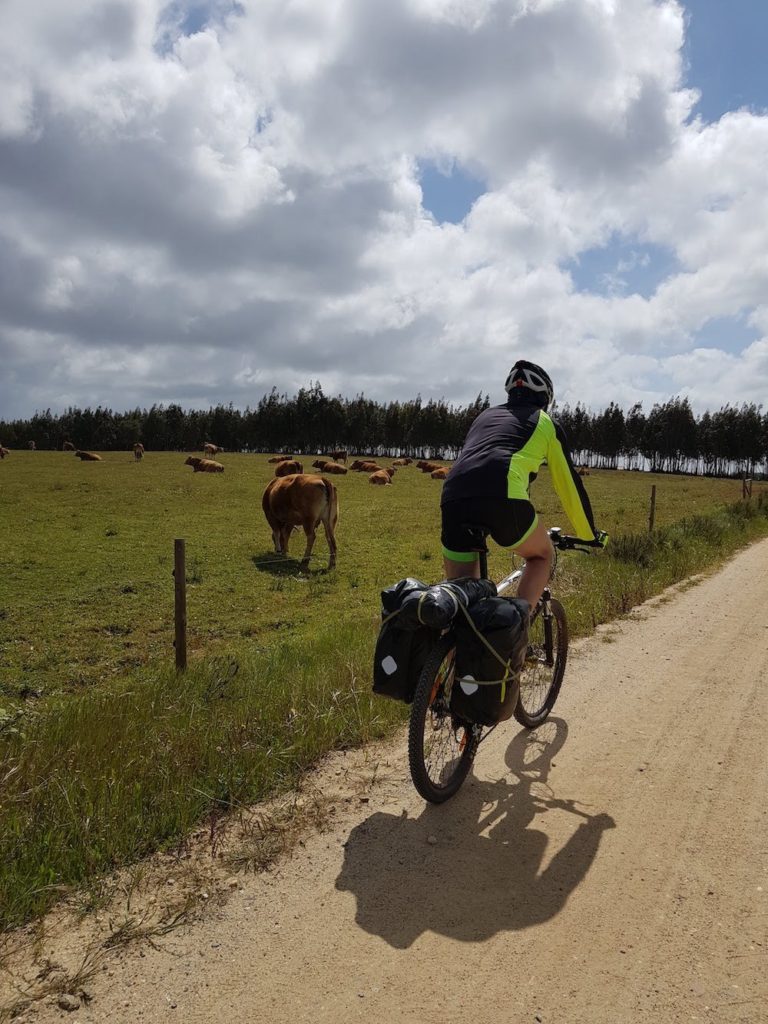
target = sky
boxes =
[1,0,768,420]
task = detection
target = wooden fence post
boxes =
[742,473,752,499]
[173,539,187,671]
[648,484,657,533]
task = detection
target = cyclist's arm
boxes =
[546,419,599,542]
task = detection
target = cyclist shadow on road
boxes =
[335,718,616,949]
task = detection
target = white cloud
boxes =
[1,0,767,420]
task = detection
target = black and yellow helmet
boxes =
[504,360,554,409]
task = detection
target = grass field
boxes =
[0,451,753,702]
[1,450,767,929]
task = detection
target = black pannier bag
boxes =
[373,578,432,703]
[450,597,530,726]
[372,618,435,703]
[372,576,500,704]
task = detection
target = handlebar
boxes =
[548,527,608,552]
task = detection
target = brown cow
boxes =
[185,456,224,473]
[327,449,347,463]
[356,461,381,473]
[369,470,392,485]
[275,459,303,477]
[268,455,294,464]
[262,474,338,571]
[312,459,330,470]
[321,462,348,474]
[133,443,145,462]
[431,467,449,480]
[75,450,102,461]
[392,458,410,467]
[350,460,365,471]
[62,441,76,452]
[419,462,440,473]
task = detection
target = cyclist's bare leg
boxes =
[443,554,480,580]
[512,523,554,610]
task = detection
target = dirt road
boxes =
[11,540,768,1023]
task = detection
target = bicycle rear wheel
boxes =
[514,597,568,728]
[408,637,478,803]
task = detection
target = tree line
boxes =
[1,384,765,477]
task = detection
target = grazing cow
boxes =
[75,450,102,462]
[203,443,223,457]
[262,474,338,571]
[275,459,303,477]
[321,462,348,475]
[133,443,145,462]
[185,456,224,473]
[62,441,76,452]
[431,467,449,480]
[369,470,392,485]
[312,459,330,470]
[268,455,294,464]
[28,441,37,451]
[0,446,9,459]
[328,449,347,463]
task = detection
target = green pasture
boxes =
[1,450,767,930]
[0,450,751,702]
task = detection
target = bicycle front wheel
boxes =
[408,637,478,803]
[514,597,568,728]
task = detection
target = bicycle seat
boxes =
[460,522,490,550]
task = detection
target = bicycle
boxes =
[408,526,605,804]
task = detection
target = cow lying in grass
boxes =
[185,456,224,473]
[369,469,392,485]
[262,473,338,571]
[275,459,303,476]
[75,450,102,461]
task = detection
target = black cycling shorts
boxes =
[441,497,538,562]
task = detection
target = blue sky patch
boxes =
[418,161,486,224]
[683,0,768,122]
[691,313,760,354]
[156,1,244,53]
[568,237,679,299]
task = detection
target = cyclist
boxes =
[441,360,604,610]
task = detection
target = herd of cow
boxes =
[1,441,449,572]
[261,452,451,568]
[268,453,449,483]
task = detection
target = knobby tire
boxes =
[514,597,568,728]
[408,637,478,803]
